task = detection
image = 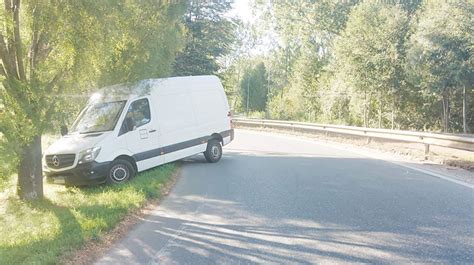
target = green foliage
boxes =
[231,0,472,133]
[291,52,327,122]
[267,88,305,121]
[333,2,409,128]
[173,0,238,76]
[246,0,358,123]
[0,134,16,191]
[240,62,268,112]
[247,110,266,119]
[99,2,186,85]
[220,61,244,111]
[406,0,474,132]
[270,0,356,46]
[0,164,176,264]
[318,70,356,125]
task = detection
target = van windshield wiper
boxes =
[80,130,110,134]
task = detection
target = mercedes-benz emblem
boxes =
[52,155,60,167]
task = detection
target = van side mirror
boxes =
[60,125,68,136]
[125,117,135,132]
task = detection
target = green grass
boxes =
[0,163,176,265]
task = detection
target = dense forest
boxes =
[223,0,473,134]
[0,0,472,199]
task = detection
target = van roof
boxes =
[89,75,220,103]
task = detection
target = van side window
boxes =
[126,98,151,129]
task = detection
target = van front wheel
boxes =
[204,140,222,163]
[106,159,135,184]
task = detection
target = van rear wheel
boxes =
[106,159,135,184]
[204,140,222,163]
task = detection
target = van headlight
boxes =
[78,147,101,164]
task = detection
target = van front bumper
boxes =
[45,161,110,186]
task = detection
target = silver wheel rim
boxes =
[111,165,128,182]
[211,145,220,159]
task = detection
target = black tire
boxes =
[106,159,135,184]
[204,139,222,163]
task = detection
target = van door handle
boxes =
[149,129,157,133]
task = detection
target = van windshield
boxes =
[70,101,126,134]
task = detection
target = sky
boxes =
[229,0,253,22]
[227,0,279,57]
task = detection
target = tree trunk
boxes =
[443,96,446,132]
[391,109,394,130]
[363,90,368,127]
[378,106,382,128]
[378,91,382,128]
[265,71,270,119]
[463,85,468,133]
[17,135,43,200]
[442,94,449,133]
[232,66,241,111]
[246,77,250,115]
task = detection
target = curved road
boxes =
[97,129,473,264]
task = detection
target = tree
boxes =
[240,62,268,113]
[269,0,356,44]
[173,0,237,76]
[0,0,186,200]
[220,22,257,113]
[230,0,470,133]
[99,2,186,85]
[332,2,409,128]
[254,0,357,122]
[407,1,473,133]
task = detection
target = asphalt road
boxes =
[96,129,473,264]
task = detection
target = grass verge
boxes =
[0,163,177,265]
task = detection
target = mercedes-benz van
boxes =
[44,75,234,185]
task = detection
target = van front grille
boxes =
[45,154,76,169]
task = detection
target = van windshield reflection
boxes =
[70,101,126,134]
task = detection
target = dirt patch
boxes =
[444,160,474,171]
[61,166,182,265]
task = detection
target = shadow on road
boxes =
[100,152,474,264]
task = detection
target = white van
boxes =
[44,75,234,185]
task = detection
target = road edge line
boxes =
[385,161,474,189]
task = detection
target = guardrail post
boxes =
[424,144,430,160]
[366,137,372,144]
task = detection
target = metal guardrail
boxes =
[232,118,474,153]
